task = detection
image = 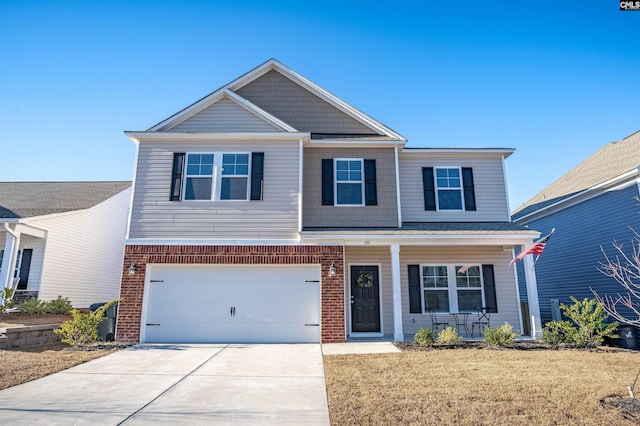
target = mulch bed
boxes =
[600,394,640,422]
[395,340,633,352]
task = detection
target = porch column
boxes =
[0,224,19,290]
[522,243,543,338]
[390,244,404,341]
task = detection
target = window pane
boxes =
[349,160,361,170]
[350,171,361,181]
[449,169,460,178]
[201,154,214,165]
[187,154,201,166]
[424,290,449,312]
[438,190,463,210]
[458,290,482,312]
[336,171,349,181]
[185,177,212,200]
[436,168,448,178]
[187,153,214,176]
[221,177,248,200]
[336,183,362,205]
[201,164,213,175]
[336,160,349,171]
[423,266,448,288]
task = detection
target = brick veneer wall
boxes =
[116,245,345,343]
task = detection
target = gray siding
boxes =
[400,246,521,337]
[129,139,300,240]
[399,152,510,222]
[517,183,640,324]
[345,246,394,336]
[303,148,399,228]
[235,70,376,134]
[170,98,280,133]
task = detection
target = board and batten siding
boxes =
[0,234,44,293]
[399,152,510,222]
[302,147,399,228]
[345,246,394,336]
[129,140,300,240]
[27,188,131,308]
[517,183,640,323]
[400,246,521,337]
[235,70,375,134]
[169,98,280,133]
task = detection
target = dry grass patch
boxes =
[324,348,640,425]
[0,343,120,390]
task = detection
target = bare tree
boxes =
[592,229,640,326]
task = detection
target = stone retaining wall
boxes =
[0,324,62,350]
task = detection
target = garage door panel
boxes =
[143,264,321,343]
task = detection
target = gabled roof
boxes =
[145,59,406,141]
[0,181,131,219]
[512,130,640,220]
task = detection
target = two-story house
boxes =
[115,59,541,344]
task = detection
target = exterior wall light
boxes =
[329,263,336,277]
[128,263,137,276]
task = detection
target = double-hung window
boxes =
[180,152,252,201]
[422,265,450,312]
[335,159,364,206]
[435,167,463,210]
[420,264,484,313]
[455,266,483,311]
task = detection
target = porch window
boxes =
[455,266,483,311]
[422,265,449,312]
[335,159,364,206]
[420,264,484,313]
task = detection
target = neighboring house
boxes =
[512,131,640,323]
[0,182,132,308]
[116,59,541,344]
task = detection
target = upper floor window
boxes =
[422,167,476,212]
[435,167,463,210]
[335,159,364,206]
[171,151,264,202]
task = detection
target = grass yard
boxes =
[324,347,640,425]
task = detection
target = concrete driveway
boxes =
[0,344,330,425]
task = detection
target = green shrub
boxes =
[484,322,518,347]
[414,327,436,347]
[542,320,577,348]
[45,296,73,314]
[560,297,618,348]
[437,326,463,345]
[20,297,47,315]
[54,300,117,347]
[0,288,15,311]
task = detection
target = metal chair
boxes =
[427,308,448,332]
[471,307,490,337]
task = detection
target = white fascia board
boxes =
[300,232,539,246]
[305,140,406,148]
[125,238,305,246]
[513,167,640,223]
[222,90,298,132]
[125,131,310,143]
[401,148,515,157]
[13,223,47,239]
[227,59,407,142]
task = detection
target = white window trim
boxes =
[334,158,365,207]
[419,264,484,313]
[434,166,464,212]
[182,151,251,202]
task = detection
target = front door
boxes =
[350,265,381,333]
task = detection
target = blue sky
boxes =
[1,1,638,210]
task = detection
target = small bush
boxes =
[414,327,436,347]
[484,322,518,347]
[55,300,117,347]
[20,297,47,315]
[542,320,577,348]
[560,297,618,348]
[437,327,463,345]
[0,288,15,311]
[45,296,73,314]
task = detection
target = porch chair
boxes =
[427,308,448,332]
[471,307,491,338]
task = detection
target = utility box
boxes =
[89,302,118,342]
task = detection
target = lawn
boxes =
[324,346,640,425]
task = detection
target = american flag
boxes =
[510,228,555,266]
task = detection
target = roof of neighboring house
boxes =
[512,130,640,220]
[303,222,536,234]
[0,181,131,219]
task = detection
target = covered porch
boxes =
[301,223,543,341]
[0,222,45,303]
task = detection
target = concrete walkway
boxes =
[0,344,329,425]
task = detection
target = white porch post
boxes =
[522,243,543,338]
[1,224,19,290]
[390,244,404,341]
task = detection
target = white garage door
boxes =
[142,264,321,343]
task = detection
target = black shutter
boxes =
[17,249,32,290]
[364,159,377,206]
[408,264,422,313]
[321,159,334,205]
[482,264,498,313]
[170,153,185,201]
[250,152,264,200]
[462,167,476,211]
[422,167,436,211]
